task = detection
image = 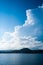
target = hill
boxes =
[0,48,43,53]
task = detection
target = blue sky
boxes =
[0,0,42,32]
[0,0,43,50]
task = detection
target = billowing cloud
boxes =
[0,33,43,50]
[0,6,43,50]
[23,9,35,26]
[38,4,43,8]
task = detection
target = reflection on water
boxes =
[0,54,43,65]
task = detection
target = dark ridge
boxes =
[20,48,32,53]
[0,48,43,53]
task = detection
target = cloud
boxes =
[0,34,43,50]
[23,9,35,26]
[0,7,43,50]
[38,4,43,8]
[20,36,43,49]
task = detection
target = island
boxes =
[0,48,43,53]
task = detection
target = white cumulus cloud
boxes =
[23,9,35,26]
[0,7,43,50]
[38,4,43,8]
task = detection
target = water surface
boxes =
[0,54,43,65]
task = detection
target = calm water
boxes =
[0,54,43,65]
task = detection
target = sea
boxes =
[0,53,43,65]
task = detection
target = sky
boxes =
[0,0,43,50]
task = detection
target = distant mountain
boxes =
[20,48,32,53]
[0,48,43,53]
